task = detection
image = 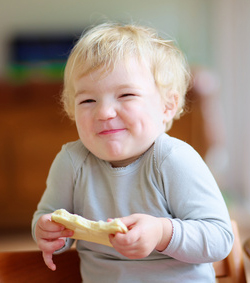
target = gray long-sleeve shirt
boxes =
[32,133,233,283]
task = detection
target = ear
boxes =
[162,92,179,124]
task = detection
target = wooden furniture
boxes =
[0,81,209,230]
[168,88,210,159]
[0,81,78,230]
[0,221,246,283]
[0,249,82,283]
[213,220,247,283]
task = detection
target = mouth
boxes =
[98,128,126,135]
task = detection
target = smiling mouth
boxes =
[99,129,126,135]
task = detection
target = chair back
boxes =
[213,220,247,283]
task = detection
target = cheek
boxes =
[120,105,145,127]
[75,112,90,135]
[142,101,165,125]
[123,101,162,126]
[75,112,82,130]
[123,110,154,135]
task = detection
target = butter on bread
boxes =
[51,209,128,247]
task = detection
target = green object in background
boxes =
[7,62,66,82]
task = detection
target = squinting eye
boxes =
[80,99,95,104]
[120,93,135,98]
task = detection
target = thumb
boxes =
[119,214,139,231]
[111,215,141,245]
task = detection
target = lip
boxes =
[98,128,126,135]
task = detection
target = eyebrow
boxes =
[75,84,142,97]
[75,90,88,97]
[117,84,141,90]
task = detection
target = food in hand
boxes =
[51,209,128,247]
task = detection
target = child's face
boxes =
[74,58,174,167]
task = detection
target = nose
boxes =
[95,101,117,120]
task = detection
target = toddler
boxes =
[32,22,233,283]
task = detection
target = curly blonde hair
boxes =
[62,22,191,131]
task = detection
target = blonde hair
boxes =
[62,22,191,131]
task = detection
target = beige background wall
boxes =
[1,0,250,206]
[0,0,212,74]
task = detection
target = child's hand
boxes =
[35,213,74,271]
[109,214,172,259]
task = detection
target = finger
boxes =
[38,238,66,254]
[37,216,74,236]
[119,215,138,229]
[109,234,142,259]
[37,229,73,243]
[45,228,74,239]
[40,218,65,232]
[43,251,56,271]
[111,226,140,247]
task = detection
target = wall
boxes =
[210,0,250,204]
[0,0,212,76]
[1,0,250,205]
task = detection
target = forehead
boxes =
[74,57,155,94]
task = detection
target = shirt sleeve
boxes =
[31,144,77,243]
[159,142,234,264]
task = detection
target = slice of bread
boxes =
[51,209,128,247]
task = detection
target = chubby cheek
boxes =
[75,114,91,139]
[121,108,145,133]
[126,106,164,135]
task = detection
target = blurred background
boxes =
[0,0,249,275]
